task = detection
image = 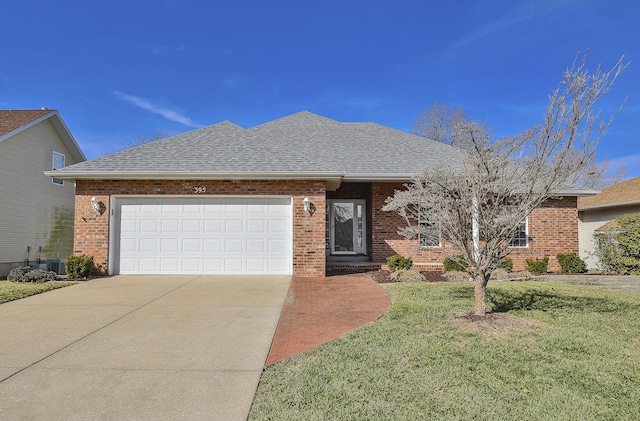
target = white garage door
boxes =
[113,197,292,275]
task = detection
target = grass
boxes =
[250,281,640,420]
[0,280,77,304]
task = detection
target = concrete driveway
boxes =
[0,275,290,420]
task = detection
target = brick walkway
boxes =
[265,273,391,366]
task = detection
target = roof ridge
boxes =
[248,110,339,130]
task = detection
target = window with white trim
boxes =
[52,151,65,185]
[507,198,528,247]
[419,205,441,247]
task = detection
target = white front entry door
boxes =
[112,196,292,275]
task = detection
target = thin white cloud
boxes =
[445,1,565,56]
[115,91,200,127]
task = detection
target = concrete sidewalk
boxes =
[0,275,290,420]
[541,274,640,293]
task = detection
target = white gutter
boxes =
[43,171,346,181]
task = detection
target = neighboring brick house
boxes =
[578,176,640,269]
[0,109,86,277]
[47,111,587,276]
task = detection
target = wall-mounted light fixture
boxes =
[91,196,101,213]
[302,197,311,214]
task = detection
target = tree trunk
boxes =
[474,277,487,316]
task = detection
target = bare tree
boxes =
[121,129,170,150]
[384,51,628,316]
[413,102,469,146]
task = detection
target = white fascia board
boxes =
[43,170,345,181]
[48,112,87,162]
[553,189,601,197]
[578,199,640,211]
[344,173,417,182]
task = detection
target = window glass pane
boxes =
[419,205,441,247]
[507,198,527,247]
[52,152,65,185]
[333,203,354,252]
[52,152,65,169]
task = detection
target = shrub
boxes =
[443,270,469,282]
[443,255,467,272]
[65,254,94,279]
[526,256,549,274]
[7,266,33,282]
[25,269,58,283]
[593,213,640,274]
[389,269,425,282]
[386,255,413,272]
[7,266,57,283]
[557,253,587,274]
[497,257,513,272]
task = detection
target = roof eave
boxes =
[578,200,640,211]
[344,173,416,182]
[43,170,347,190]
[553,189,600,197]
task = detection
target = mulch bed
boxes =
[369,270,448,283]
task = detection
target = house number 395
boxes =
[194,186,207,193]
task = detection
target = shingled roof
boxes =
[578,176,640,210]
[47,111,462,187]
[0,109,54,137]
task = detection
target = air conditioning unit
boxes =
[47,259,66,275]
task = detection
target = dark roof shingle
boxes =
[0,109,54,137]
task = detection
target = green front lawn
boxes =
[0,280,77,304]
[250,281,640,420]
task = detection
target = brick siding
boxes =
[74,179,578,276]
[372,182,578,273]
[74,179,326,276]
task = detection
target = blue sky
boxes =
[2,0,639,179]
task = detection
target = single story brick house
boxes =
[46,111,590,276]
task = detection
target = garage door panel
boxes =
[247,219,265,232]
[268,239,287,253]
[268,259,288,272]
[160,239,179,252]
[268,219,287,233]
[182,259,200,271]
[182,239,200,252]
[225,219,243,232]
[247,239,265,253]
[204,220,222,232]
[225,239,243,253]
[224,258,243,272]
[139,239,158,252]
[139,258,158,272]
[116,197,291,275]
[182,220,201,232]
[204,239,222,252]
[140,220,158,232]
[247,259,265,272]
[204,259,222,271]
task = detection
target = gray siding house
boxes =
[0,109,86,276]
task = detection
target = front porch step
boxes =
[327,262,445,273]
[326,262,384,273]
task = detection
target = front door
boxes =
[328,200,366,255]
